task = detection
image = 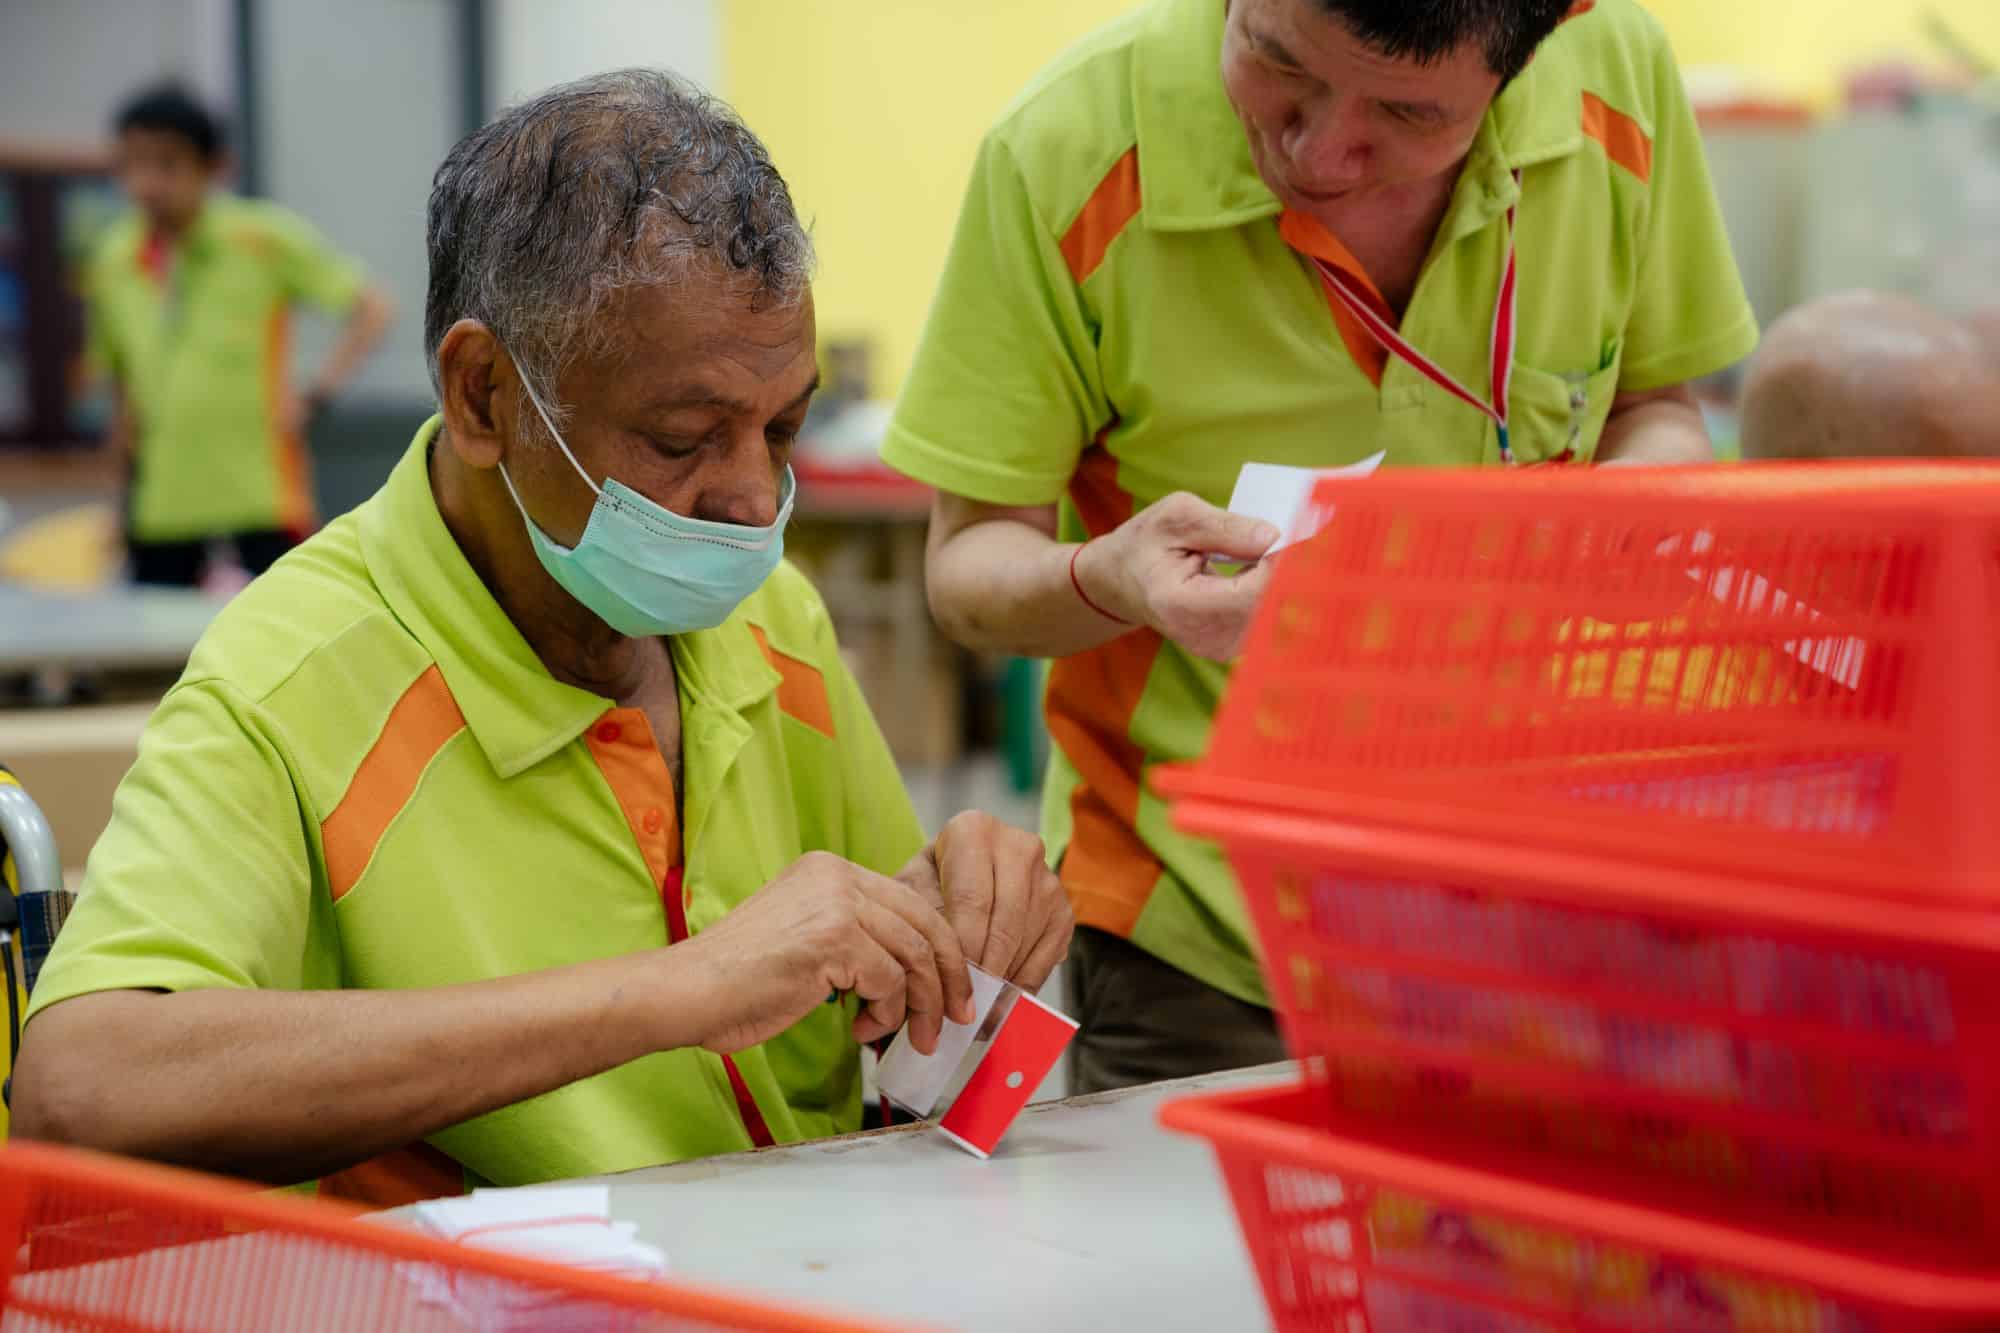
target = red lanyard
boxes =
[1305,173,1524,464]
[661,865,775,1148]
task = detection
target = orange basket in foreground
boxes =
[1160,463,2000,1263]
[1176,462,2000,903]
[0,1141,914,1332]
[1170,800,2000,1269]
[1161,1080,2000,1333]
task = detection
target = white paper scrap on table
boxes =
[382,1184,669,1332]
[875,962,1011,1118]
[1226,452,1386,554]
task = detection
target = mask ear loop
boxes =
[516,364,602,498]
[494,458,547,535]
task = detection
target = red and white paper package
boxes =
[876,963,1078,1159]
[935,989,1078,1158]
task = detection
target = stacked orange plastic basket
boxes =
[1159,462,2000,1330]
[0,1140,913,1331]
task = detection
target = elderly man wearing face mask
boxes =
[11,71,1071,1202]
[884,0,1760,1093]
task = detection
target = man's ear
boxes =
[436,319,510,470]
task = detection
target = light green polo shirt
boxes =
[882,0,1759,1005]
[28,417,925,1193]
[86,196,366,541]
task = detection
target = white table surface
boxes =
[578,1063,1290,1332]
[0,583,217,674]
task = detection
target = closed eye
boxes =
[1384,102,1448,128]
[643,432,703,460]
[1251,30,1309,77]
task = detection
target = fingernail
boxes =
[1254,522,1281,546]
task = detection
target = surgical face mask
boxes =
[497,374,794,638]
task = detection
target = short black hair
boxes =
[113,84,226,162]
[1311,0,1575,82]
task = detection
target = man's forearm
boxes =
[926,511,1131,658]
[103,386,135,461]
[1596,383,1715,465]
[12,948,697,1185]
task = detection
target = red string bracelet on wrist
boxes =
[1069,542,1130,625]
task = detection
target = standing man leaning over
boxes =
[883,0,1758,1092]
[89,84,394,587]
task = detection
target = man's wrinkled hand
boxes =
[1074,492,1279,661]
[686,852,975,1056]
[901,811,1073,993]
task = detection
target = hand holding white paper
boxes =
[876,964,1011,1118]
[1226,452,1385,555]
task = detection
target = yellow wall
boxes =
[724,1,1136,396]
[1648,0,1998,104]
[723,0,1998,397]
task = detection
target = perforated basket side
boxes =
[1161,1081,2000,1333]
[1179,801,2000,1267]
[1187,464,2000,899]
[0,1143,911,1333]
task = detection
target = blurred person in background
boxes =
[885,0,1759,1092]
[1741,291,2000,461]
[89,84,394,589]
[1968,308,2000,375]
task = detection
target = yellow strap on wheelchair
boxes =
[0,767,22,1137]
[0,766,19,897]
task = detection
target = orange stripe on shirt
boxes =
[320,1142,466,1207]
[1048,442,1165,937]
[1060,147,1142,285]
[1049,630,1166,937]
[1277,210,1393,389]
[586,719,774,1150]
[585,709,681,892]
[747,625,836,738]
[1582,91,1654,184]
[264,309,317,536]
[322,665,466,900]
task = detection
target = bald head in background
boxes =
[1740,291,2000,461]
[1968,307,2000,375]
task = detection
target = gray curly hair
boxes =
[423,68,814,412]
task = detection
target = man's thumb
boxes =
[1199,510,1281,560]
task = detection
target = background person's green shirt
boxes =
[881,0,1759,1006]
[86,195,365,541]
[28,418,926,1194]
